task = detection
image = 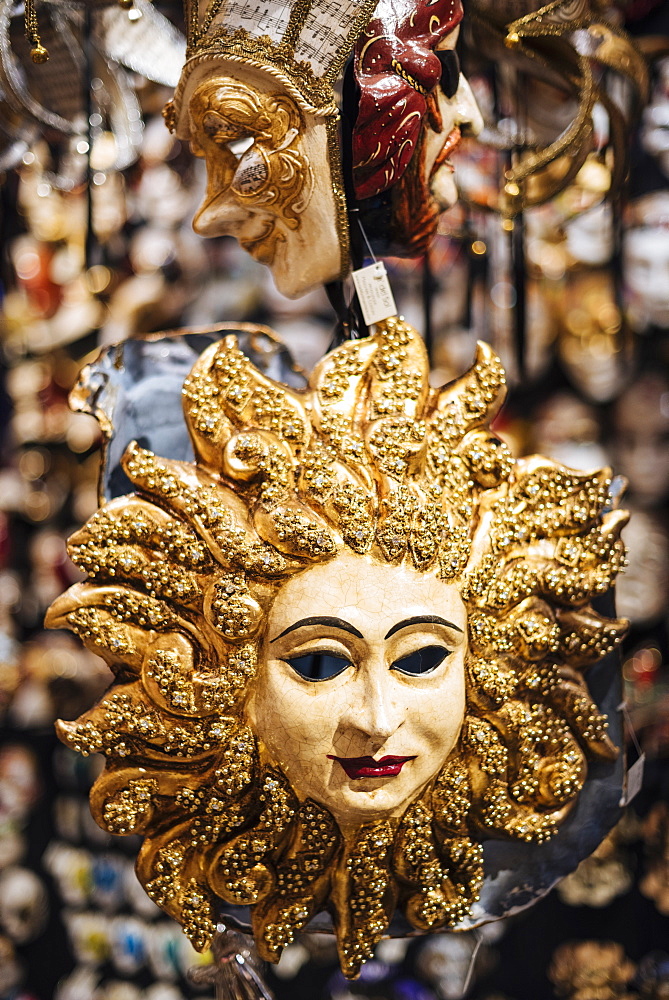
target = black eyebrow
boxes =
[270,616,364,643]
[384,616,464,640]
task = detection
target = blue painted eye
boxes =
[285,653,352,681]
[391,645,450,676]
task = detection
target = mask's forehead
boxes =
[187,0,380,77]
[364,0,464,68]
[264,550,467,644]
[172,0,381,128]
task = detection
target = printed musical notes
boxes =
[224,1,289,43]
[198,0,379,77]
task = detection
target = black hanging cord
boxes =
[463,208,473,332]
[506,61,528,379]
[341,58,366,274]
[325,56,370,347]
[511,208,526,378]
[609,73,626,340]
[325,281,358,348]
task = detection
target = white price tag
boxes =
[619,753,645,807]
[351,262,397,326]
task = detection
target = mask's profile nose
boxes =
[192,193,248,238]
[455,75,484,137]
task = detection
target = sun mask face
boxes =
[186,72,341,297]
[47,318,627,979]
[249,552,467,827]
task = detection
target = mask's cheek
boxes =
[419,668,467,760]
[193,132,237,190]
[246,660,306,752]
[249,662,345,767]
[421,124,445,186]
[244,657,283,739]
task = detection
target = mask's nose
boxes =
[339,660,405,750]
[454,75,484,137]
[192,193,249,238]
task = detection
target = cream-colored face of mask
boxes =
[186,69,342,298]
[247,551,467,829]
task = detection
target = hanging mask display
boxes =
[0,0,185,180]
[165,0,380,297]
[640,56,669,181]
[47,317,628,978]
[553,270,630,404]
[612,370,669,510]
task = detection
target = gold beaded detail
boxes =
[432,755,472,833]
[339,823,395,977]
[144,843,216,952]
[103,778,159,835]
[208,769,297,905]
[396,801,483,931]
[253,800,339,961]
[24,0,49,62]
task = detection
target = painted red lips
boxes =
[432,126,462,176]
[327,755,415,780]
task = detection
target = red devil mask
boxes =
[353,0,464,201]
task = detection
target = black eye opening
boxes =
[436,49,460,100]
[391,645,450,677]
[226,135,255,159]
[285,652,351,682]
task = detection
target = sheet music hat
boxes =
[166,0,380,134]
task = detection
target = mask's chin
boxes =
[431,164,458,212]
[301,775,420,832]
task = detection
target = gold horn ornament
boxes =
[467,0,648,215]
[46,318,628,978]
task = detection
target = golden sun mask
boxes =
[48,319,628,977]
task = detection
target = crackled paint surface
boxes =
[249,552,467,828]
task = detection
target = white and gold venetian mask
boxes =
[165,0,380,297]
